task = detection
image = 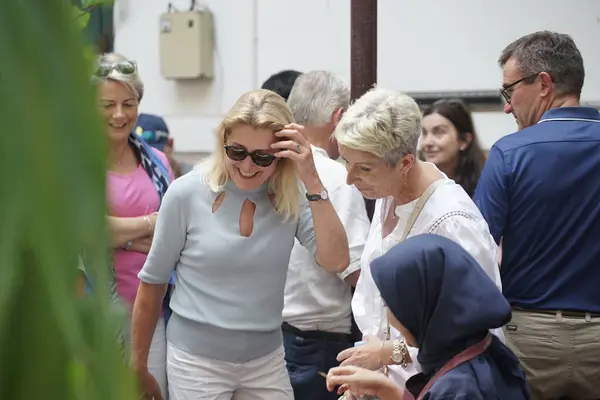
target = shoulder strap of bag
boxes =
[382,178,445,377]
[399,179,445,241]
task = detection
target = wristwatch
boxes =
[391,338,409,368]
[306,187,329,201]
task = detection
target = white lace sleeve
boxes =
[429,212,505,343]
[429,212,501,291]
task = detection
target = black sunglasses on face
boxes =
[224,145,277,167]
[94,60,137,77]
[500,73,540,103]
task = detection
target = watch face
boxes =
[306,188,329,201]
[391,340,402,362]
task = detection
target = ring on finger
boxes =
[295,143,301,153]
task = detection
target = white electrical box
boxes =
[159,10,214,80]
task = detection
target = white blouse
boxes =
[352,176,502,387]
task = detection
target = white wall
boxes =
[114,0,600,153]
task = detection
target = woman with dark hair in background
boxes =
[420,99,486,197]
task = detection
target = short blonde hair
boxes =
[334,87,421,165]
[201,89,301,220]
[93,53,144,101]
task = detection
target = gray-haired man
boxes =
[475,31,600,399]
[282,71,370,400]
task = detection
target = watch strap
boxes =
[305,187,328,201]
[305,193,322,201]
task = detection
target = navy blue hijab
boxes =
[371,234,529,398]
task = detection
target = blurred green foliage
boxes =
[0,0,137,398]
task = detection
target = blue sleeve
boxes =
[295,197,316,256]
[423,369,486,400]
[138,178,188,284]
[423,388,485,400]
[473,145,509,244]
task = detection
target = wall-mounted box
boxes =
[159,10,214,80]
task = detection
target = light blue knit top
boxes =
[138,168,316,362]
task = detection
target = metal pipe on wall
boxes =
[350,0,377,221]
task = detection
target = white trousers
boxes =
[167,342,293,400]
[124,317,168,400]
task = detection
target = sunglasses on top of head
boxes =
[94,60,137,78]
[224,145,277,167]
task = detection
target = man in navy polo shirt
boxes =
[474,31,600,399]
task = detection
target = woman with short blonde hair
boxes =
[333,87,501,390]
[132,89,350,400]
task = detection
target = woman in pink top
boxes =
[93,52,174,399]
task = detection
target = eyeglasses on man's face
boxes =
[500,73,540,104]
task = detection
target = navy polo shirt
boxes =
[474,107,600,313]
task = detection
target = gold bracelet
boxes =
[396,338,409,368]
[379,340,390,376]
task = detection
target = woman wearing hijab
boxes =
[326,235,529,400]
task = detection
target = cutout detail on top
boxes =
[239,199,256,237]
[212,192,226,213]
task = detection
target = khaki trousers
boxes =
[504,309,600,400]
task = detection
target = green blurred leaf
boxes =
[80,0,113,8]
[72,5,91,29]
[0,0,136,399]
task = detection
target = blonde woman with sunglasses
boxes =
[131,89,350,400]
